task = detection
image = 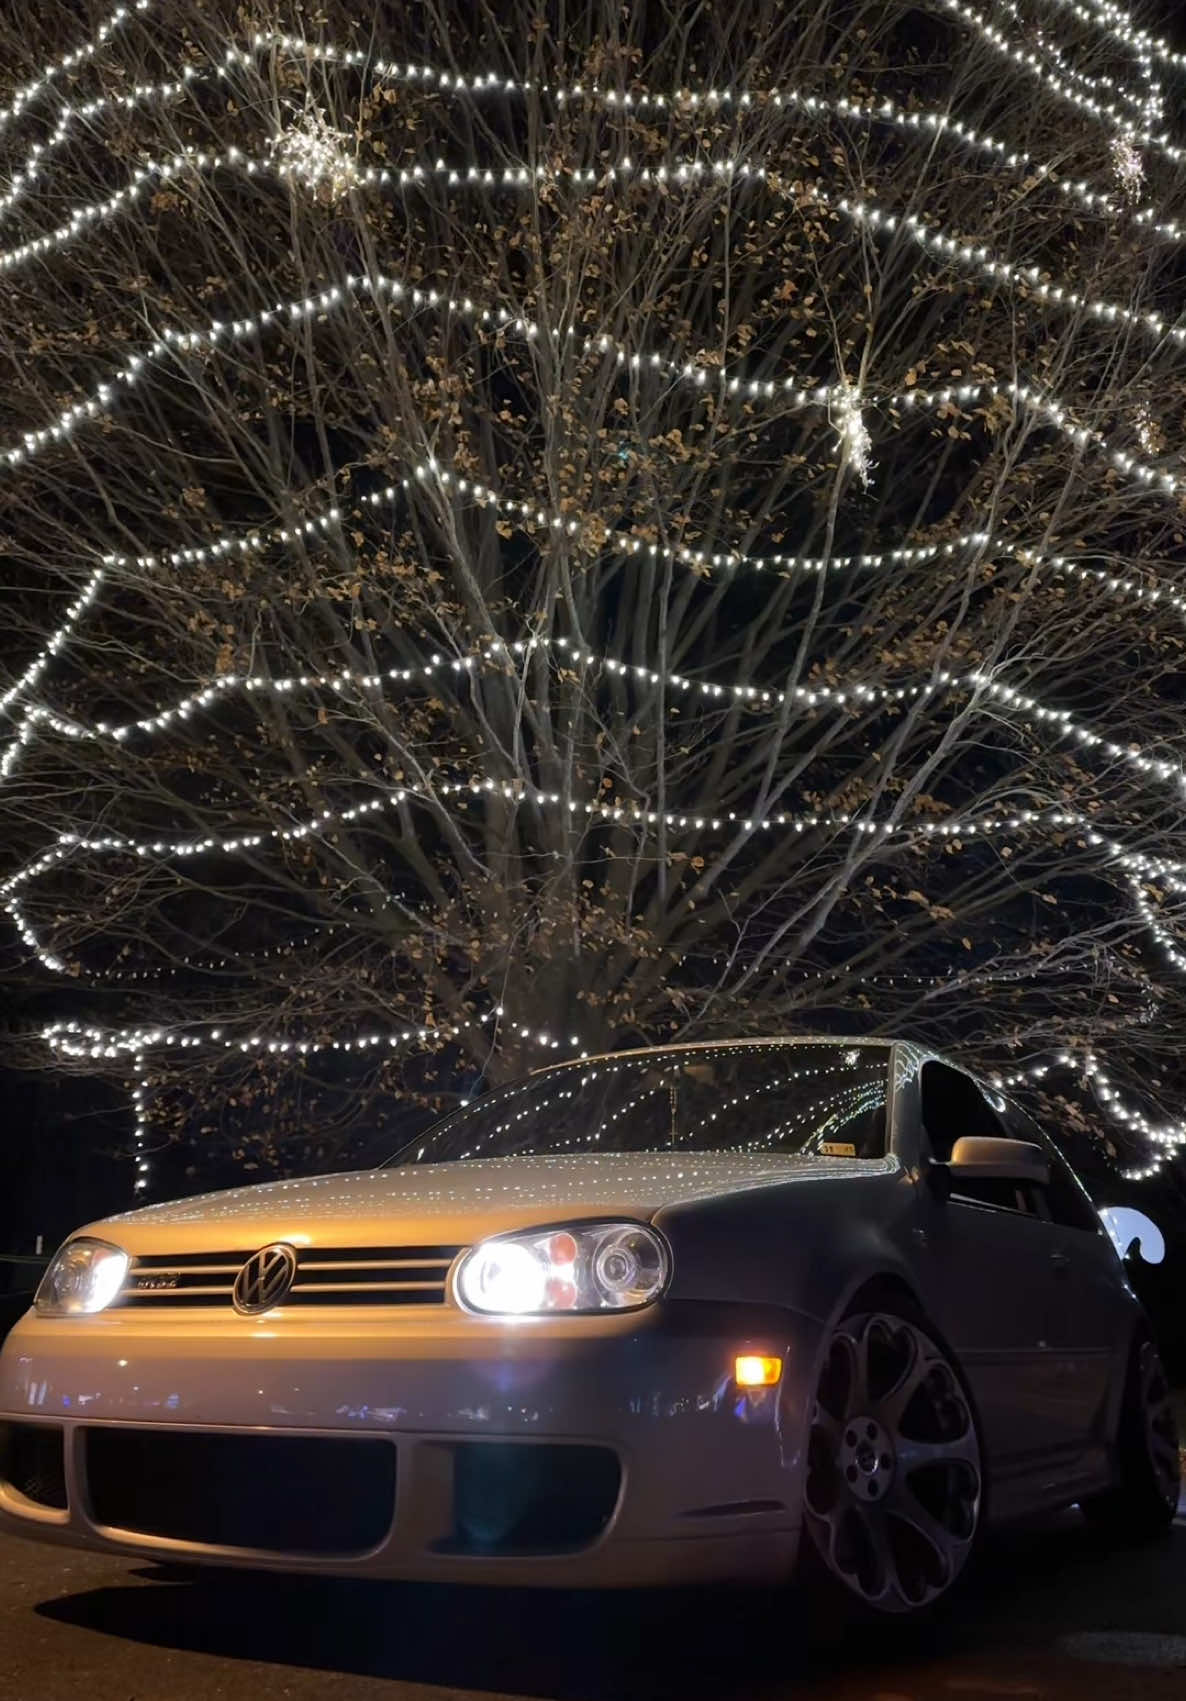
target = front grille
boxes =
[443,1443,621,1555]
[0,1422,67,1509]
[85,1426,396,1554]
[116,1244,463,1309]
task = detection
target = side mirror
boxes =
[1097,1206,1166,1265]
[948,1136,1050,1187]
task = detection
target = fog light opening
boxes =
[735,1354,782,1388]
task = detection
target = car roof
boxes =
[530,1035,896,1076]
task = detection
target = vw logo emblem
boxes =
[232,1243,298,1315]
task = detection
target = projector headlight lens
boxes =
[35,1237,129,1316]
[456,1223,668,1315]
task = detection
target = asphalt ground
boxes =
[2,1508,1186,1701]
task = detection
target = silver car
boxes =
[0,1038,1178,1619]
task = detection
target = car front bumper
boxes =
[0,1299,818,1586]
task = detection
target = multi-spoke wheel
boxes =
[1085,1332,1180,1539]
[802,1308,982,1616]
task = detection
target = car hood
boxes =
[86,1151,885,1255]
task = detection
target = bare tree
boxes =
[1,0,1185,1186]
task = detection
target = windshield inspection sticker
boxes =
[819,1141,857,1158]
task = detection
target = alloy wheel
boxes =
[804,1311,981,1613]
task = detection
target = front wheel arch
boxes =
[841,1273,925,1325]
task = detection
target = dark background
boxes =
[0,1065,126,1254]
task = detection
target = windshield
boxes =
[389,1041,892,1165]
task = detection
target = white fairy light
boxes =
[131,1052,149,1190]
[7,456,1181,787]
[1028,0,1186,81]
[993,1052,1186,1181]
[9,795,1186,981]
[935,0,1184,166]
[4,20,1182,253]
[832,383,873,487]
[28,801,1186,1176]
[0,563,105,717]
[824,180,1182,350]
[7,139,1183,357]
[107,472,992,581]
[1027,19,1155,124]
[3,637,913,758]
[0,1,149,137]
[6,34,1182,258]
[8,603,1186,819]
[0,76,193,226]
[1110,132,1145,201]
[28,801,1186,1179]
[269,108,360,201]
[99,461,1186,634]
[44,1004,584,1066]
[0,254,1173,520]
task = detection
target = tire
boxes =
[797,1301,983,1622]
[1083,1332,1180,1541]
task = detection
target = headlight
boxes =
[35,1237,129,1316]
[456,1222,669,1315]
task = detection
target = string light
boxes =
[108,469,1186,638]
[1000,0,1162,122]
[7,25,1183,257]
[1026,18,1158,127]
[55,1005,587,1195]
[993,1053,1186,1181]
[1,632,925,762]
[10,797,1186,984]
[11,601,1186,824]
[0,1,149,137]
[935,0,1186,166]
[8,466,1179,790]
[1038,0,1186,79]
[45,1008,584,1060]
[0,563,105,717]
[0,73,196,225]
[824,180,1183,351]
[117,475,993,579]
[17,501,1182,798]
[7,138,1184,367]
[0,250,1173,530]
[131,1052,149,1190]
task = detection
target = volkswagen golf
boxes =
[0,1038,1177,1619]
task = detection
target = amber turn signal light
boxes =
[734,1354,781,1388]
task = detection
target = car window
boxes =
[999,1103,1102,1234]
[392,1043,894,1164]
[799,1098,888,1160]
[919,1059,1005,1163]
[919,1060,1042,1217]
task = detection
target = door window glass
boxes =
[1000,1103,1102,1234]
[920,1060,1041,1216]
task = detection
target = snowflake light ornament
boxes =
[270,108,359,202]
[833,381,873,488]
[1134,403,1163,456]
[1110,132,1144,203]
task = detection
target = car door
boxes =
[900,1060,1084,1510]
[1001,1100,1129,1457]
